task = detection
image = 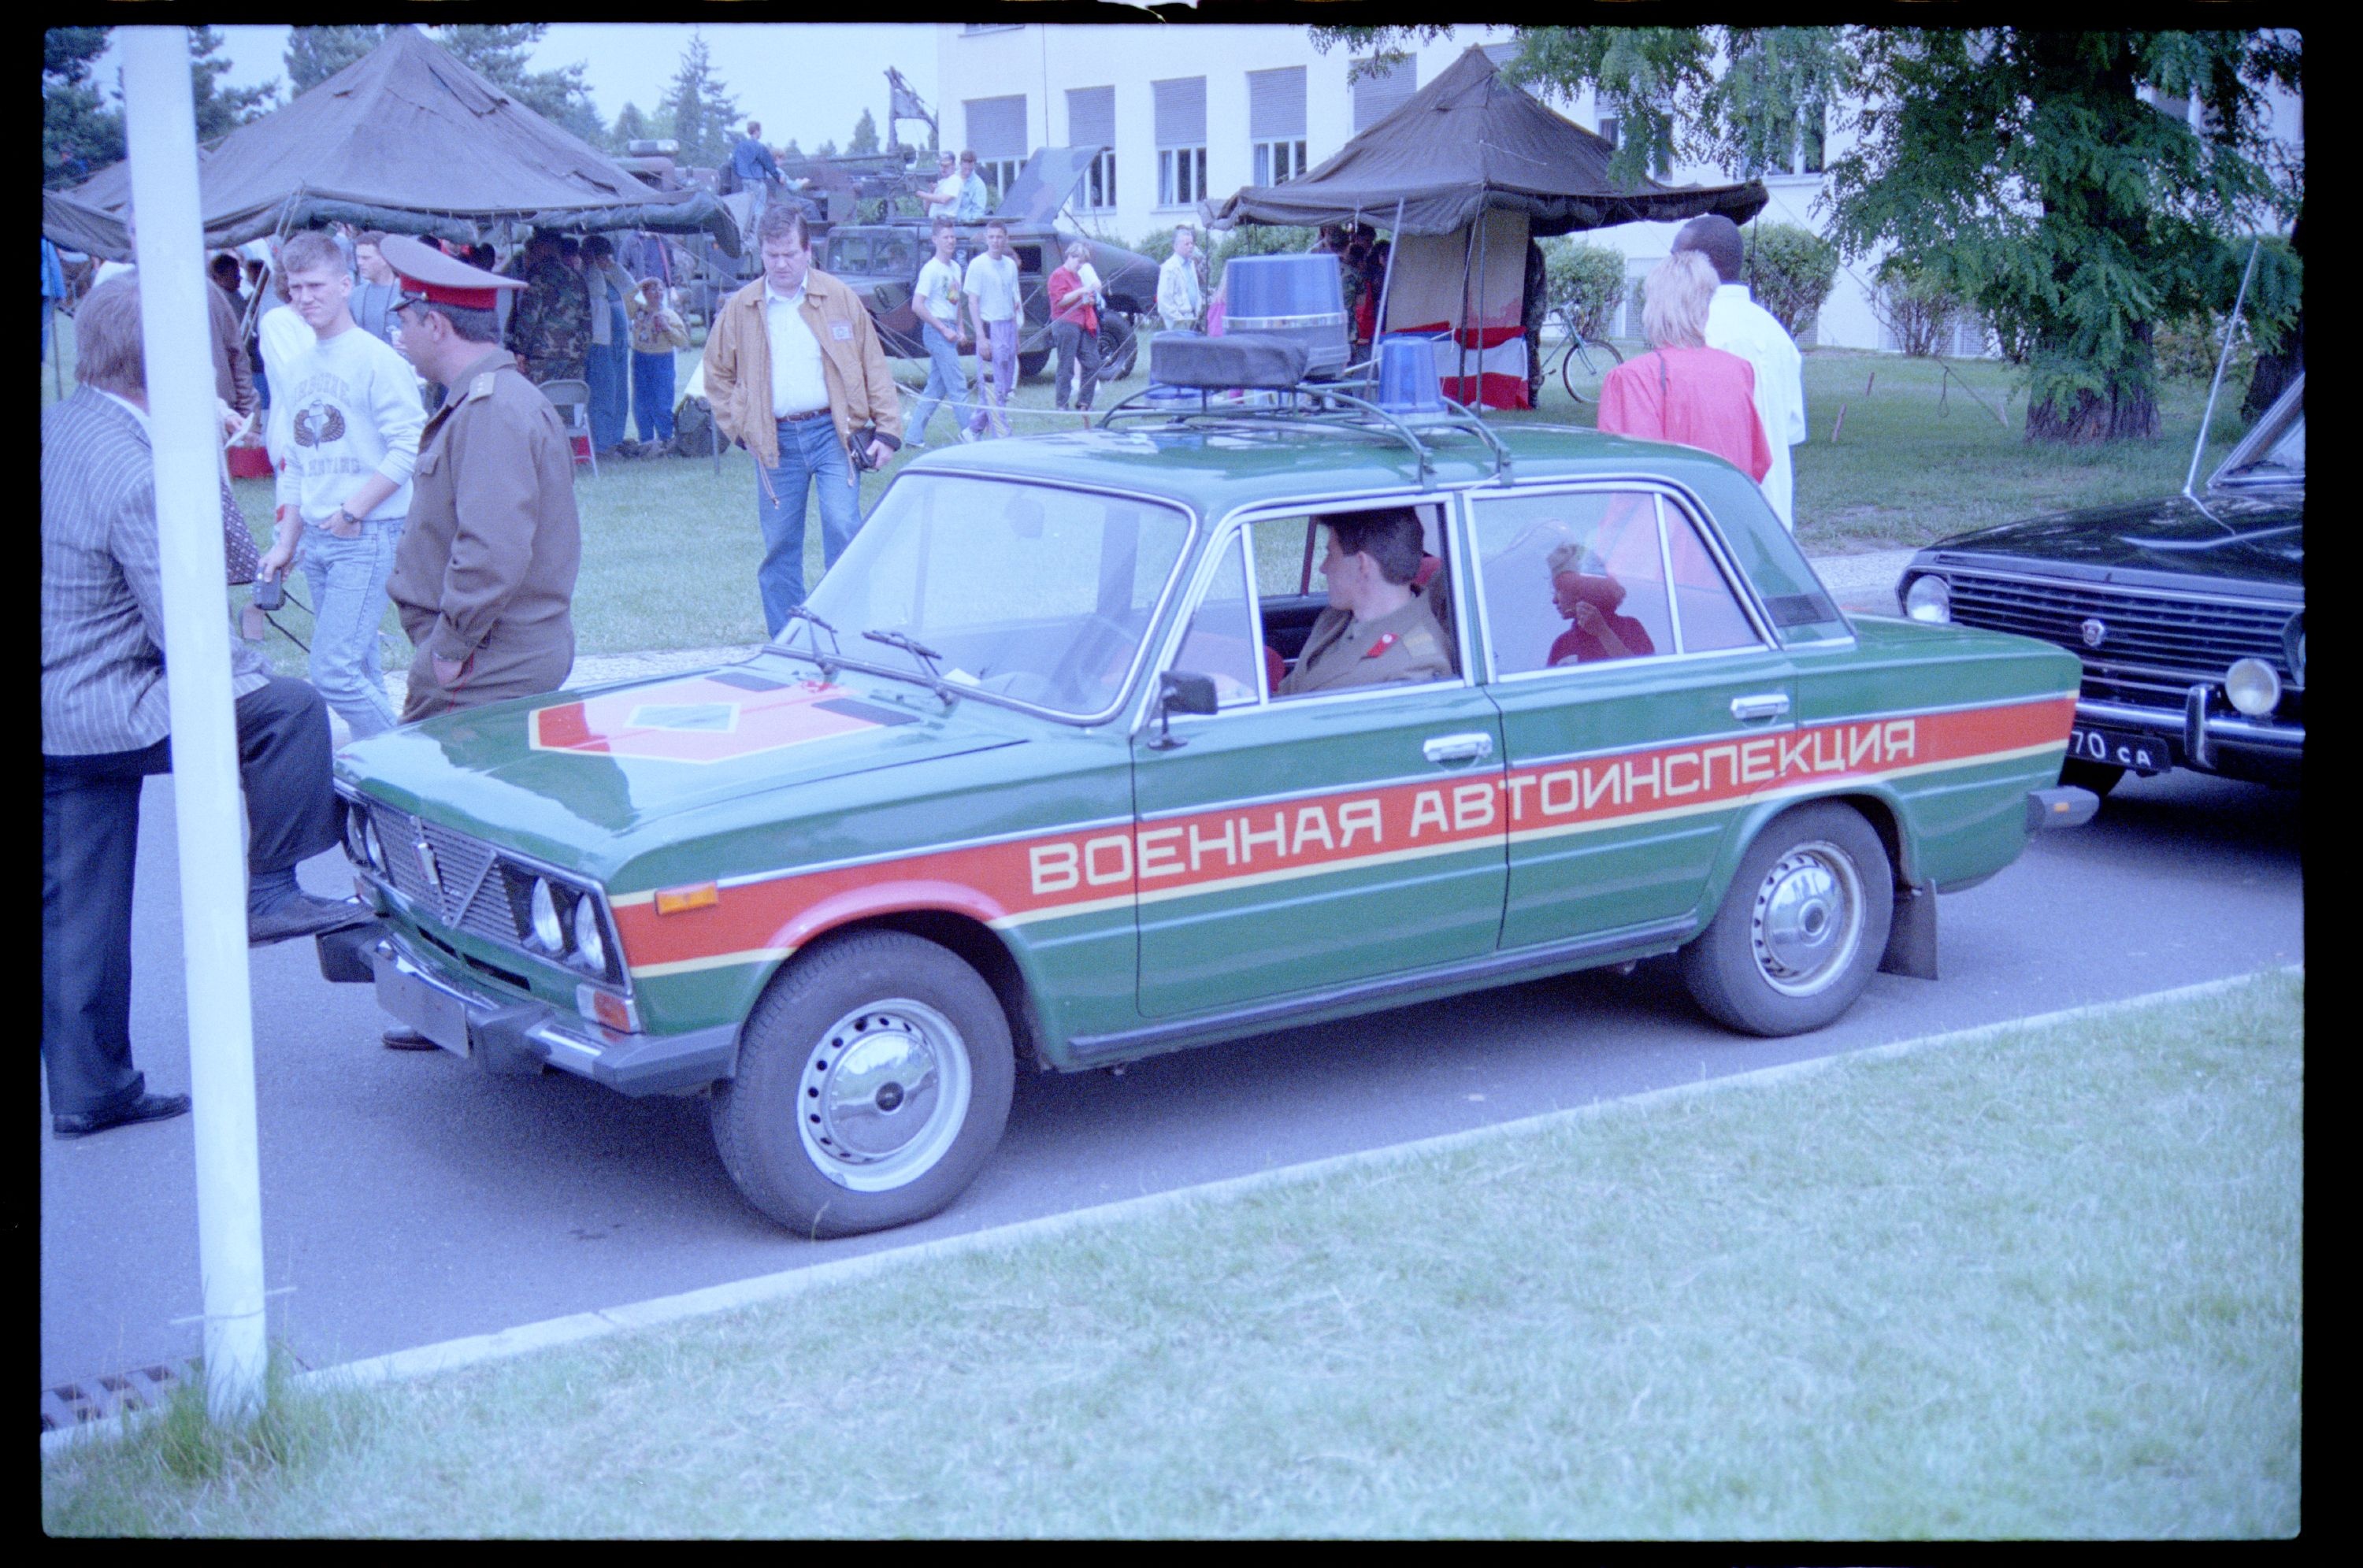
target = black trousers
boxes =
[40,676,343,1119]
[1052,320,1101,412]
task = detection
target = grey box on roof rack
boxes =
[1149,332,1311,391]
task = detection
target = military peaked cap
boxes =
[380,234,525,313]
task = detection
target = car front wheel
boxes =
[711,931,1014,1238]
[1680,803,1894,1036]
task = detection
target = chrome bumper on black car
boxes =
[353,926,738,1095]
[2076,691,2305,779]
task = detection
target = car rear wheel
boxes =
[2059,758,2126,798]
[1098,315,1139,381]
[711,931,1014,1238]
[1017,348,1050,380]
[1680,803,1893,1037]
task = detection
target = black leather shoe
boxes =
[249,892,372,947]
[53,1092,192,1140]
[382,1028,441,1051]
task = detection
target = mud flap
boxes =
[1879,883,1938,980]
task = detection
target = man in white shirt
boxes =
[1674,214,1807,531]
[255,230,426,740]
[922,151,963,219]
[907,217,974,446]
[963,219,1022,439]
[1158,225,1206,334]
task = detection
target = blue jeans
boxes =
[755,414,862,636]
[299,515,403,739]
[586,314,630,451]
[907,322,973,443]
[968,318,1017,437]
[632,349,677,443]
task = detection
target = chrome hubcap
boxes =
[797,1000,971,1192]
[1749,841,1864,997]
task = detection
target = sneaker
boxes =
[957,426,979,444]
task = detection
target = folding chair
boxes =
[539,378,597,477]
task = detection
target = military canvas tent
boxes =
[69,25,738,254]
[1206,46,1769,409]
[43,189,130,259]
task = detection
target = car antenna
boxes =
[2183,239,2263,528]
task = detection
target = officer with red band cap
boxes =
[378,235,581,723]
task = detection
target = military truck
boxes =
[817,145,1159,382]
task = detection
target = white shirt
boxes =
[928,171,963,212]
[1704,283,1807,531]
[764,282,829,417]
[269,324,425,525]
[258,304,317,464]
[914,256,963,333]
[1158,251,1204,327]
[963,252,1021,325]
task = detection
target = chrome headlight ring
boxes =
[1902,573,1952,625]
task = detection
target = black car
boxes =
[1895,375,2303,796]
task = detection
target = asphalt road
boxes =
[40,762,2302,1397]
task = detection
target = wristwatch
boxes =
[330,505,357,531]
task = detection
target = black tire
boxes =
[1017,349,1050,381]
[2059,758,2125,798]
[710,930,1014,1238]
[1098,315,1139,381]
[1680,803,1894,1037]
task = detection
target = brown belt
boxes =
[776,407,831,423]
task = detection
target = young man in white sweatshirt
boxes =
[257,230,426,739]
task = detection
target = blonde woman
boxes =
[1594,249,1771,483]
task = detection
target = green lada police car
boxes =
[325,349,2091,1237]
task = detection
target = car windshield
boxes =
[788,475,1193,720]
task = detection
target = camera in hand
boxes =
[252,576,285,611]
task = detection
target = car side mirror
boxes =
[1147,670,1219,750]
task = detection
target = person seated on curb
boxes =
[1274,508,1454,696]
[43,276,369,1141]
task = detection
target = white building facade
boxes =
[935,22,2300,357]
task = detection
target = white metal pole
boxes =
[121,26,271,1427]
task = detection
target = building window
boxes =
[1068,86,1117,212]
[1154,76,1207,208]
[1740,100,1826,177]
[1248,66,1308,187]
[964,94,1028,201]
[1352,57,1416,132]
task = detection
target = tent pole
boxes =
[1374,196,1403,358]
[1459,215,1478,406]
[1473,204,1490,419]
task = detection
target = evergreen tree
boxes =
[440,24,607,148]
[43,27,121,187]
[815,139,838,160]
[781,139,804,161]
[848,108,880,156]
[657,31,740,170]
[189,25,278,140]
[1313,24,2302,443]
[284,24,391,94]
[614,102,652,147]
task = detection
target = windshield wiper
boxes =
[779,605,843,676]
[861,628,957,704]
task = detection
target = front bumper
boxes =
[351,925,738,1096]
[2076,691,2304,782]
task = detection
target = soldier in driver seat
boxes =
[1276,508,1454,695]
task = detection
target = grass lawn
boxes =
[43,970,2302,1538]
[44,314,2261,669]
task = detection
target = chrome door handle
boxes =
[1423,732,1494,765]
[1731,693,1790,722]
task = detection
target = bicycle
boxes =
[1548,306,1625,404]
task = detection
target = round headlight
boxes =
[529,877,567,951]
[2224,657,2280,717]
[343,805,369,865]
[360,814,384,873]
[572,896,607,974]
[1903,573,1952,625]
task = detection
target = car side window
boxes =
[1665,508,1763,654]
[874,235,914,280]
[1471,491,1674,679]
[1173,532,1261,707]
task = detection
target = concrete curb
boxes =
[42,964,2299,1455]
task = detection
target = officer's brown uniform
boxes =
[1275,592,1453,695]
[388,346,581,721]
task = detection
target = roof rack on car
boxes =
[1096,334,1513,487]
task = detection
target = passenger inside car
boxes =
[1274,507,1454,696]
[1546,542,1655,665]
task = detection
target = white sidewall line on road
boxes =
[44,965,2302,1455]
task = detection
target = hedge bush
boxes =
[1743,222,1838,338]
[1874,258,1966,358]
[1541,239,1628,339]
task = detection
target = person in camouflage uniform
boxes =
[503,231,590,385]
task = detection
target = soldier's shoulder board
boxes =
[466,372,498,402]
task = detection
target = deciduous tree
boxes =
[657,32,740,171]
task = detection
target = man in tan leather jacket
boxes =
[701,206,903,634]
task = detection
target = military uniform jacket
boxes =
[389,347,581,715]
[1276,592,1454,696]
[506,258,591,384]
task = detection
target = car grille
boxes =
[369,806,530,948]
[1944,571,2298,703]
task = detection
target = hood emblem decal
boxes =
[2080,617,2108,649]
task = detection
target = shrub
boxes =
[1875,258,1965,358]
[1541,239,1627,339]
[2153,313,2257,387]
[1743,221,1838,338]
